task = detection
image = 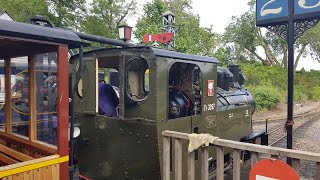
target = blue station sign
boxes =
[257,0,320,26]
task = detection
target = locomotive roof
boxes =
[77,46,219,64]
[152,47,219,64]
[0,19,89,49]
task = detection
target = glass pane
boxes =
[35,53,57,145]
[0,60,5,130]
[11,57,29,137]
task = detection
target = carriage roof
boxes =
[0,19,89,59]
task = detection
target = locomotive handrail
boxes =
[162,130,320,180]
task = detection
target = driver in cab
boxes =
[98,79,119,117]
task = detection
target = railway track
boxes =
[267,108,320,146]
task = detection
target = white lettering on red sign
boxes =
[207,80,214,97]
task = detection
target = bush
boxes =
[307,87,320,101]
[294,86,308,102]
[247,86,282,111]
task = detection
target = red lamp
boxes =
[118,25,132,42]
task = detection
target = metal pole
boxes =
[74,31,133,47]
[287,0,294,166]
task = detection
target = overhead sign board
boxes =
[249,159,299,180]
[257,0,320,26]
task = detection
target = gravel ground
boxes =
[272,116,320,179]
[222,112,320,180]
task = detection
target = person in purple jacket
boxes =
[98,80,119,117]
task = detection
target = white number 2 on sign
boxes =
[298,0,320,9]
[261,0,283,16]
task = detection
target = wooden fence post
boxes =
[188,151,195,180]
[200,146,209,180]
[174,138,182,180]
[216,146,224,180]
[163,136,170,180]
[233,149,241,180]
[316,162,320,180]
[292,159,300,176]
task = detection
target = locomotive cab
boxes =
[72,46,266,179]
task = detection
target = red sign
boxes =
[143,33,174,44]
[249,159,299,180]
[207,80,214,97]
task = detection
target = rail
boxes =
[162,130,320,180]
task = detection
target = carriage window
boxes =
[126,57,149,103]
[11,57,29,137]
[35,53,57,145]
[8,54,58,145]
[168,62,202,119]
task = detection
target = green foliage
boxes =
[81,0,137,38]
[0,0,87,30]
[294,86,308,102]
[47,0,87,30]
[247,86,281,111]
[134,0,218,55]
[241,63,320,110]
[307,87,320,101]
[0,0,49,22]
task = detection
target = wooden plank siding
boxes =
[0,155,65,179]
[1,164,59,180]
[162,130,320,180]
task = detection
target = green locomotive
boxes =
[71,46,267,179]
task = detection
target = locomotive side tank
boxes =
[71,47,265,179]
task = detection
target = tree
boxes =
[223,0,320,70]
[134,0,219,56]
[46,0,87,30]
[0,0,49,22]
[80,0,137,39]
[0,0,87,30]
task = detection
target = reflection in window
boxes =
[35,53,57,145]
[8,54,58,145]
[168,62,201,119]
[11,59,29,137]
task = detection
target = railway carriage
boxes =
[0,19,87,180]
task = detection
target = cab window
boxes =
[168,62,202,119]
[97,57,120,117]
[126,57,149,103]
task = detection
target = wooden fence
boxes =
[162,130,320,180]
